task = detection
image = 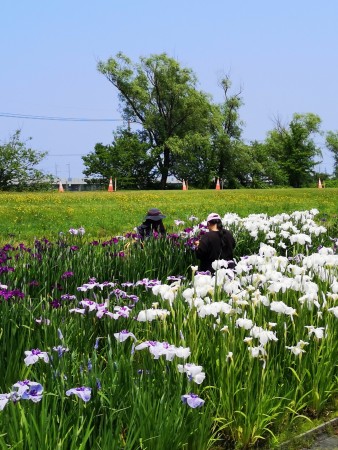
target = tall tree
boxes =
[212,76,245,187]
[325,131,338,178]
[82,129,156,189]
[97,52,214,188]
[265,113,322,187]
[0,130,52,191]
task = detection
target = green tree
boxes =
[211,76,246,188]
[82,129,156,189]
[97,52,214,188]
[169,134,216,188]
[150,74,246,189]
[247,141,288,187]
[325,131,338,178]
[0,130,52,191]
[265,113,322,187]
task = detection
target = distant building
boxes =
[53,178,104,191]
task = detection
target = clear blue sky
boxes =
[1,0,337,180]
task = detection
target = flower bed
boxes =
[0,209,337,449]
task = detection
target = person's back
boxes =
[137,208,166,240]
[195,213,235,273]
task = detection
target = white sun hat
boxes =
[206,213,221,222]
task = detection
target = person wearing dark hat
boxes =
[195,213,236,273]
[137,208,166,240]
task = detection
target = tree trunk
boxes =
[159,146,170,189]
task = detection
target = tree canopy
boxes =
[82,52,334,189]
[0,130,52,191]
[264,113,322,187]
[82,129,156,189]
[326,131,338,178]
[97,52,218,188]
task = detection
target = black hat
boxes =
[144,208,166,221]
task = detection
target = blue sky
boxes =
[1,0,337,180]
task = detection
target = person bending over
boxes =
[137,208,166,240]
[195,212,235,273]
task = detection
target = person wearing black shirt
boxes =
[137,208,166,240]
[195,212,235,273]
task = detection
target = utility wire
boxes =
[0,112,123,122]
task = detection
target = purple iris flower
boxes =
[61,271,74,279]
[53,345,69,358]
[50,299,61,308]
[112,288,127,299]
[167,275,185,281]
[94,337,100,349]
[0,393,11,410]
[12,380,31,396]
[24,349,49,366]
[114,330,136,342]
[0,267,14,274]
[61,294,77,300]
[181,393,205,408]
[21,383,44,403]
[66,387,91,402]
[0,288,24,300]
[167,233,179,240]
[12,380,43,403]
[2,244,14,251]
[70,246,79,251]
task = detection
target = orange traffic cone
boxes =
[182,180,187,191]
[318,178,322,189]
[108,177,114,192]
[58,180,64,192]
[215,178,220,190]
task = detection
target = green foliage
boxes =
[324,178,338,188]
[170,134,216,188]
[82,129,156,189]
[325,130,338,178]
[95,53,333,190]
[211,76,247,188]
[97,52,216,188]
[0,130,53,191]
[0,209,337,449]
[246,141,288,187]
[265,113,322,188]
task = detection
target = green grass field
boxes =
[0,188,337,242]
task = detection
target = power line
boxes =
[46,154,86,157]
[0,112,123,122]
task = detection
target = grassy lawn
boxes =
[0,188,337,242]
